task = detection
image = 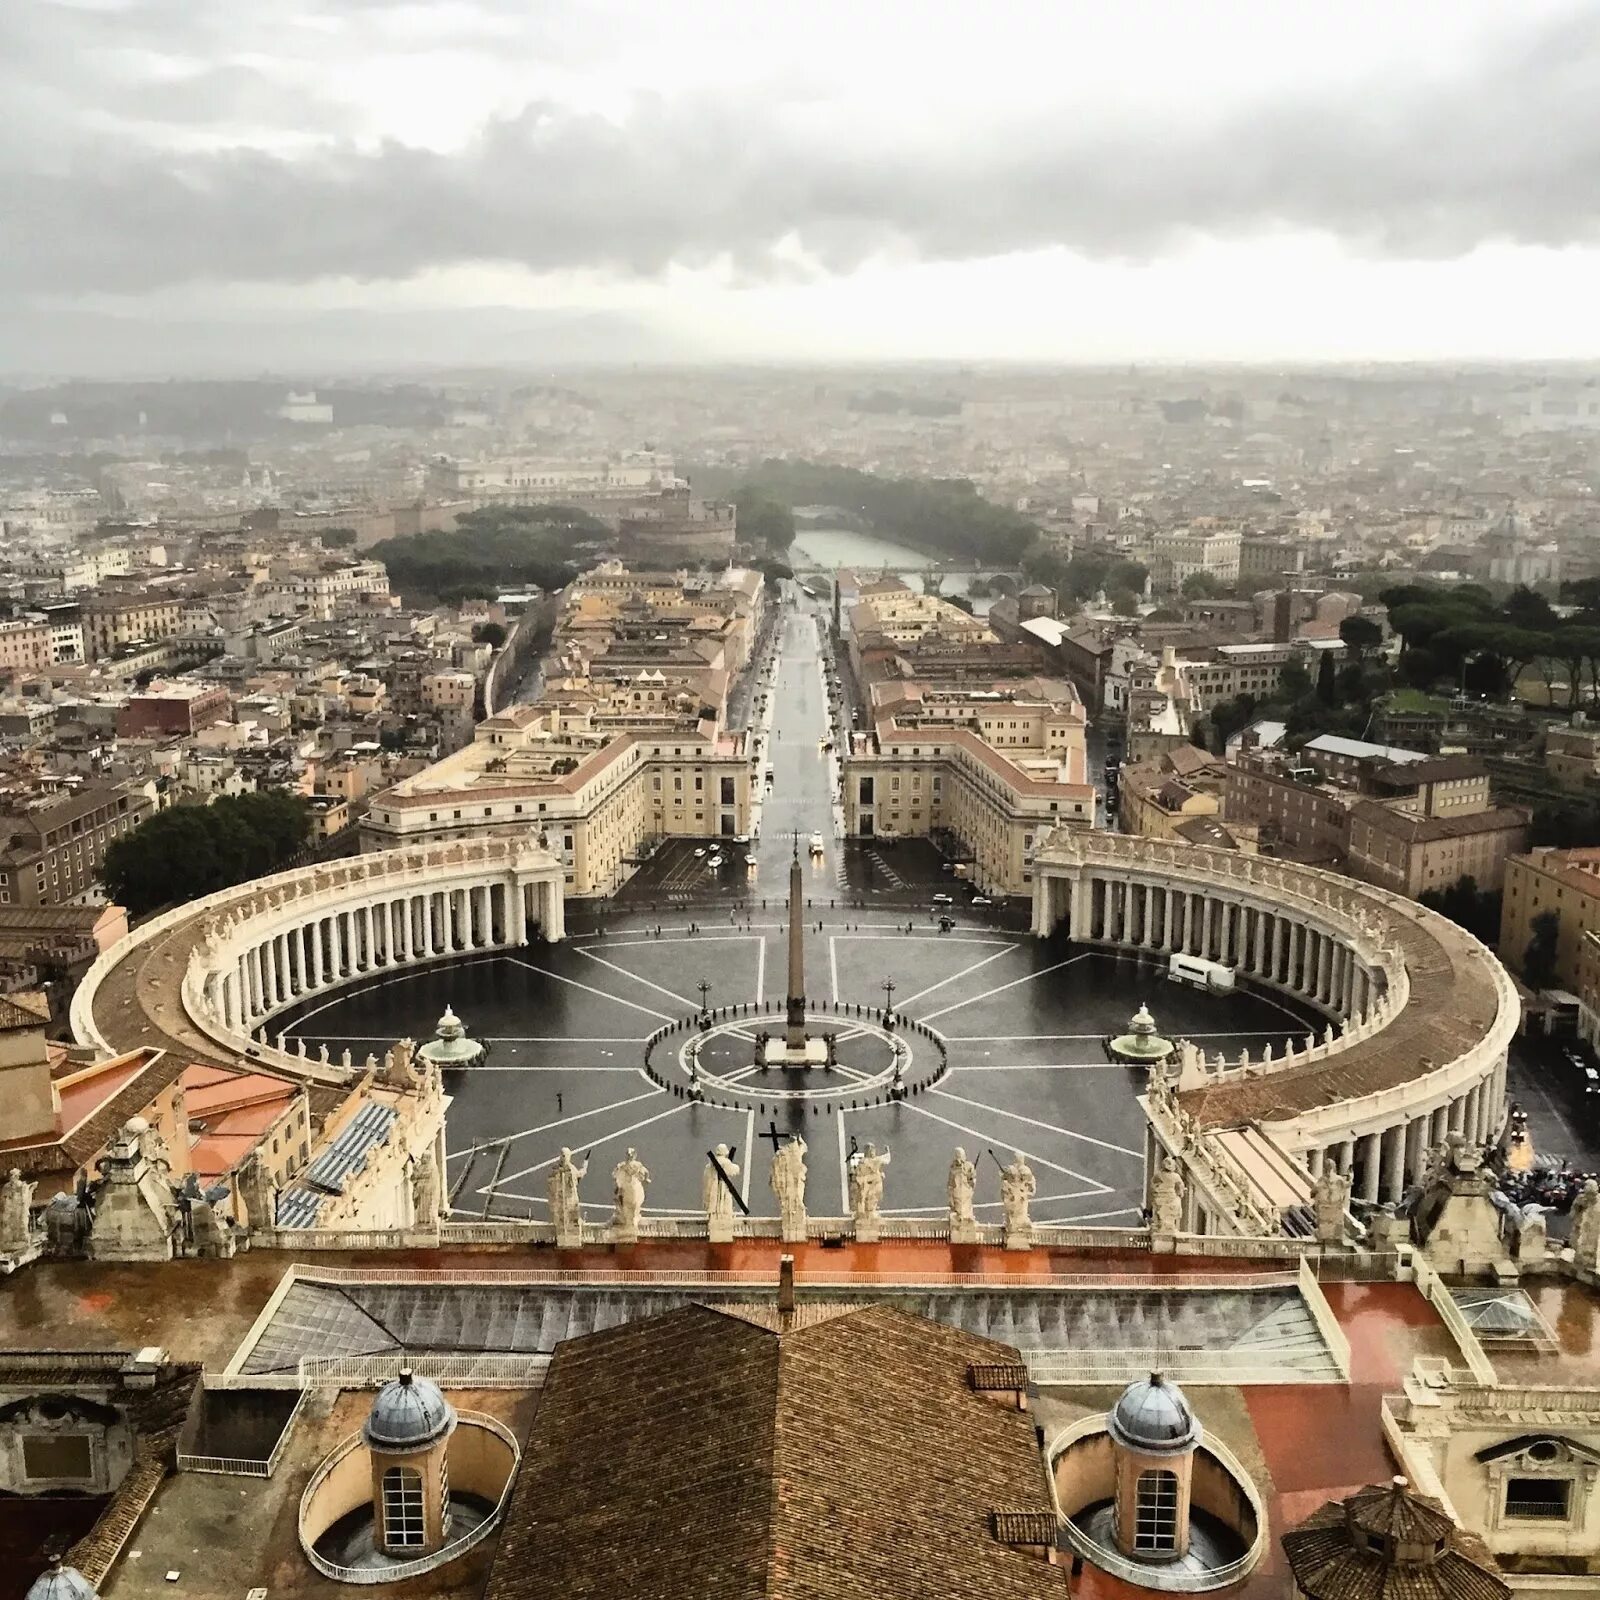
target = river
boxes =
[785,526,996,614]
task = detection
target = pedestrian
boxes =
[557,1091,564,1115]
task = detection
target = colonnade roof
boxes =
[1178,883,1503,1129]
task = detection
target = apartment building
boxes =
[1500,848,1600,991]
[1151,523,1242,588]
[0,784,154,907]
[79,596,184,659]
[0,621,53,676]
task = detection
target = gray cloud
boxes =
[2,5,1599,294]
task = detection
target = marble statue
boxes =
[1570,1179,1600,1268]
[770,1136,808,1244]
[703,1143,741,1243]
[1151,1156,1184,1235]
[547,1147,588,1248]
[0,1167,36,1257]
[947,1147,978,1243]
[1517,1204,1549,1267]
[611,1147,650,1243]
[1000,1151,1036,1250]
[1314,1163,1353,1244]
[410,1148,441,1234]
[848,1143,890,1242]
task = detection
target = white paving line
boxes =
[951,1062,1133,1072]
[497,1098,693,1185]
[895,943,1020,1008]
[829,937,840,1004]
[576,946,700,1009]
[919,953,1093,1023]
[756,938,766,1007]
[836,1108,849,1213]
[929,1087,1145,1160]
[466,1087,665,1162]
[903,1101,1110,1189]
[742,1108,755,1205]
[504,956,675,1021]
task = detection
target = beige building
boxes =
[842,680,1095,896]
[1500,847,1600,989]
[1151,523,1242,589]
[79,597,184,660]
[1118,747,1229,840]
[0,621,54,676]
[1347,798,1529,898]
[361,705,753,897]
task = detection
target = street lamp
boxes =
[881,977,896,1029]
[698,979,713,1021]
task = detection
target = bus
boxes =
[1168,953,1235,993]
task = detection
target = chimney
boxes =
[778,1253,796,1320]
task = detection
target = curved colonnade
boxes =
[1032,831,1520,1220]
[71,838,566,1085]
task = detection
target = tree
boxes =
[1110,589,1139,617]
[319,526,359,549]
[1420,875,1503,947]
[103,791,310,917]
[1316,650,1337,706]
[1208,693,1258,748]
[1523,909,1561,990]
[1338,614,1384,662]
[472,622,508,648]
[1181,571,1229,599]
[733,487,795,552]
[1277,661,1314,702]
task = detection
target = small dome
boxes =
[363,1369,456,1452]
[26,1562,99,1600]
[1109,1373,1201,1454]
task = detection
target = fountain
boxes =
[1109,1002,1176,1065]
[418,1005,486,1071]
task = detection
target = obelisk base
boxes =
[763,1037,828,1066]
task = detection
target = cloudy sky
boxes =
[6,0,1600,371]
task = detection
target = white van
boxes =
[1168,953,1236,993]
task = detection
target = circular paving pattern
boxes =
[268,912,1322,1224]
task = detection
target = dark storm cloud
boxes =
[2,4,1599,293]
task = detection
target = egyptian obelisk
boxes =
[785,833,807,1050]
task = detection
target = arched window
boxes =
[382,1465,426,1548]
[1134,1468,1180,1554]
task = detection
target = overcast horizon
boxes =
[7,0,1600,376]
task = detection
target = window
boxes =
[23,1434,93,1482]
[382,1465,426,1548]
[1134,1469,1179,1553]
[1505,1478,1570,1520]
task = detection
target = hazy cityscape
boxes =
[5,4,1600,1600]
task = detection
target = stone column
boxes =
[1307,1145,1325,1177]
[1319,936,1334,1005]
[1162,887,1175,950]
[509,877,527,945]
[479,884,493,947]
[1271,917,1285,984]
[1382,1123,1406,1203]
[1429,1103,1449,1149]
[1359,1131,1381,1203]
[1448,1095,1467,1136]
[1338,1136,1356,1175]
[1405,1117,1427,1187]
[547,877,566,941]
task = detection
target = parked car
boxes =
[971,895,992,906]
[693,847,707,858]
[932,892,954,905]
[809,832,825,854]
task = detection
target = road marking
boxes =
[919,954,1092,1023]
[896,943,1020,1008]
[496,1097,693,1185]
[756,938,766,1007]
[929,1087,1145,1159]
[837,1108,850,1212]
[830,937,840,1003]
[576,946,705,1009]
[504,957,674,1021]
[1047,1205,1144,1224]
[903,1101,1110,1189]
